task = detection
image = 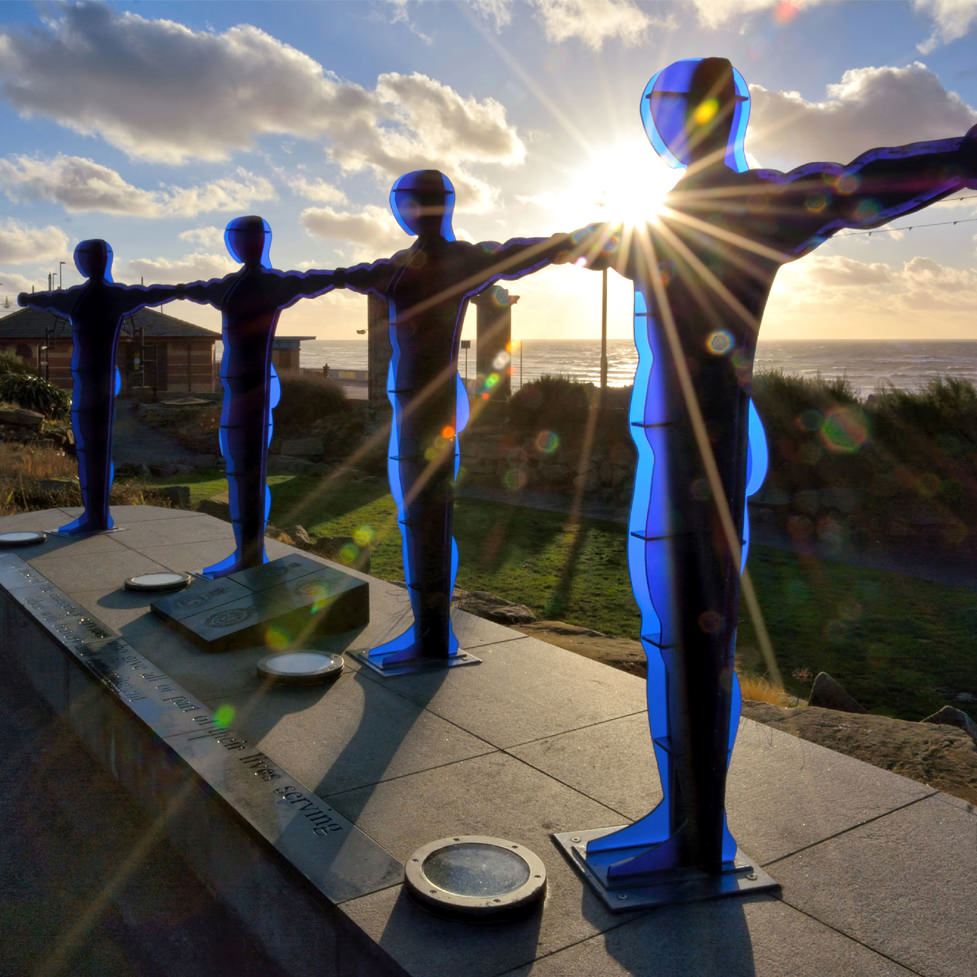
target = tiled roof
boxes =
[0,305,219,341]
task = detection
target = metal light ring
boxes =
[404,835,547,918]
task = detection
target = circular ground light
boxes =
[0,531,46,548]
[405,836,546,919]
[124,571,192,593]
[256,651,345,686]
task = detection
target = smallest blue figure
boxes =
[19,240,190,535]
[180,216,335,577]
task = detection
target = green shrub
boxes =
[274,374,348,435]
[508,375,592,440]
[0,351,37,375]
[0,372,70,419]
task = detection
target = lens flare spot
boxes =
[339,542,359,565]
[774,1,801,24]
[492,350,510,371]
[503,467,528,490]
[797,409,823,432]
[698,610,723,634]
[820,406,868,454]
[353,525,374,547]
[441,425,455,440]
[481,392,490,401]
[918,472,942,497]
[706,330,734,356]
[265,625,290,651]
[693,98,719,126]
[855,198,880,222]
[485,372,500,389]
[534,430,560,454]
[213,704,235,728]
[805,192,828,213]
[836,173,859,195]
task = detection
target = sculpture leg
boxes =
[369,386,460,667]
[59,372,114,534]
[204,380,269,578]
[586,313,745,878]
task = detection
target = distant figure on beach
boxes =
[180,216,335,577]
[18,240,190,535]
[319,170,573,670]
[568,57,977,882]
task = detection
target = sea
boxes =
[294,339,977,400]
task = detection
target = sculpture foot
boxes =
[56,516,114,536]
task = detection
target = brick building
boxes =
[0,306,218,395]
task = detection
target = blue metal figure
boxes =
[180,216,335,577]
[570,57,977,884]
[322,170,571,671]
[18,240,190,535]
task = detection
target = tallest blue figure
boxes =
[570,58,977,884]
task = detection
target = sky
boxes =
[0,0,976,343]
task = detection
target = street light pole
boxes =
[600,267,608,399]
[59,261,65,289]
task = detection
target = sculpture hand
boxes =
[963,124,977,187]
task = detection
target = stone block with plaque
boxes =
[151,554,369,651]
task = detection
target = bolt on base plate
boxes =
[553,826,780,912]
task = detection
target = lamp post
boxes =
[59,261,65,290]
[600,267,608,401]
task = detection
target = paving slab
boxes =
[335,751,634,977]
[498,896,918,977]
[196,670,496,795]
[773,794,977,977]
[363,635,648,748]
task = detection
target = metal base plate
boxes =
[553,826,780,912]
[49,526,126,538]
[350,648,481,677]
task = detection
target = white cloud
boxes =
[0,3,376,164]
[122,252,237,285]
[531,0,663,49]
[0,4,527,192]
[681,0,977,52]
[800,254,892,287]
[289,176,348,205]
[324,72,525,212]
[301,204,403,251]
[0,219,69,264]
[915,0,977,52]
[748,62,977,168]
[0,155,276,216]
[0,270,39,298]
[178,226,226,249]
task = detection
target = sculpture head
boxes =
[74,239,114,282]
[390,169,456,241]
[225,215,272,268]
[641,57,750,172]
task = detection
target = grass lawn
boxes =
[148,469,977,722]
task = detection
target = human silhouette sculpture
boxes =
[180,216,335,577]
[320,170,572,670]
[18,240,190,534]
[569,57,977,881]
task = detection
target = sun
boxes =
[575,139,681,228]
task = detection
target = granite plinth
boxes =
[1,506,974,977]
[152,554,370,650]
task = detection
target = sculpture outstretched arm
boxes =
[18,288,77,316]
[472,232,578,282]
[329,258,397,297]
[771,123,977,242]
[176,277,232,308]
[273,269,338,309]
[119,282,196,313]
